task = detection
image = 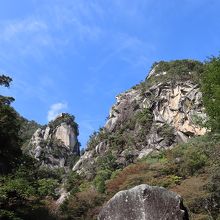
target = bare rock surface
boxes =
[98,184,189,220]
[73,61,206,177]
[73,81,206,175]
[28,113,80,168]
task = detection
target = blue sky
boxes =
[0,0,220,148]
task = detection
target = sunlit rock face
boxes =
[28,113,80,169]
[98,184,189,220]
[55,123,77,148]
[73,60,206,177]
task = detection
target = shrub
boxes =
[60,189,104,219]
[201,55,220,132]
[37,179,59,198]
[0,176,36,220]
[157,124,175,144]
[96,153,117,171]
[93,169,112,193]
[147,60,203,84]
[65,171,82,193]
[135,108,153,127]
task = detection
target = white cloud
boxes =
[1,19,48,41]
[47,102,68,121]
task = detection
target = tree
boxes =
[0,75,21,173]
[201,56,220,132]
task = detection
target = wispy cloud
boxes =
[47,102,68,121]
[0,1,104,60]
[50,1,103,42]
[1,18,48,41]
[0,17,54,60]
[90,33,155,73]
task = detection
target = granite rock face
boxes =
[28,113,80,169]
[98,184,189,220]
[73,61,206,177]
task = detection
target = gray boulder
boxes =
[98,184,189,220]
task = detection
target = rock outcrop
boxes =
[98,184,189,220]
[73,60,206,177]
[28,113,80,169]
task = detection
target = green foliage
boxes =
[135,108,153,127]
[0,75,62,219]
[0,75,22,174]
[66,154,80,169]
[0,153,62,219]
[48,113,79,136]
[157,124,175,141]
[94,153,118,193]
[202,55,220,132]
[191,114,207,128]
[137,60,204,94]
[37,178,59,198]
[0,209,22,220]
[0,75,15,106]
[94,169,112,193]
[163,136,210,177]
[96,153,117,171]
[19,117,41,149]
[181,147,208,176]
[36,167,65,181]
[0,174,35,220]
[105,133,220,218]
[86,128,108,151]
[149,59,203,83]
[141,151,167,164]
[1,177,36,197]
[60,189,104,220]
[65,171,82,193]
[108,132,127,151]
[0,75,12,87]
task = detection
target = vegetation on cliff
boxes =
[60,58,220,220]
[1,56,220,219]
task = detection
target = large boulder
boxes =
[98,184,189,220]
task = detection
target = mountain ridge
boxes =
[73,60,206,178]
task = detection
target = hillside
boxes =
[1,58,220,220]
[73,60,206,178]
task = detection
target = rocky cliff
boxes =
[98,184,189,220]
[73,60,206,177]
[28,113,80,169]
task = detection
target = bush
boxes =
[0,176,36,219]
[96,153,117,171]
[93,169,112,193]
[147,60,203,84]
[37,179,59,198]
[65,171,82,193]
[37,167,65,181]
[135,108,153,127]
[202,55,220,132]
[60,189,104,220]
[157,124,175,144]
[163,143,208,177]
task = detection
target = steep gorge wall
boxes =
[73,60,206,177]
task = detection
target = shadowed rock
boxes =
[98,184,189,220]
